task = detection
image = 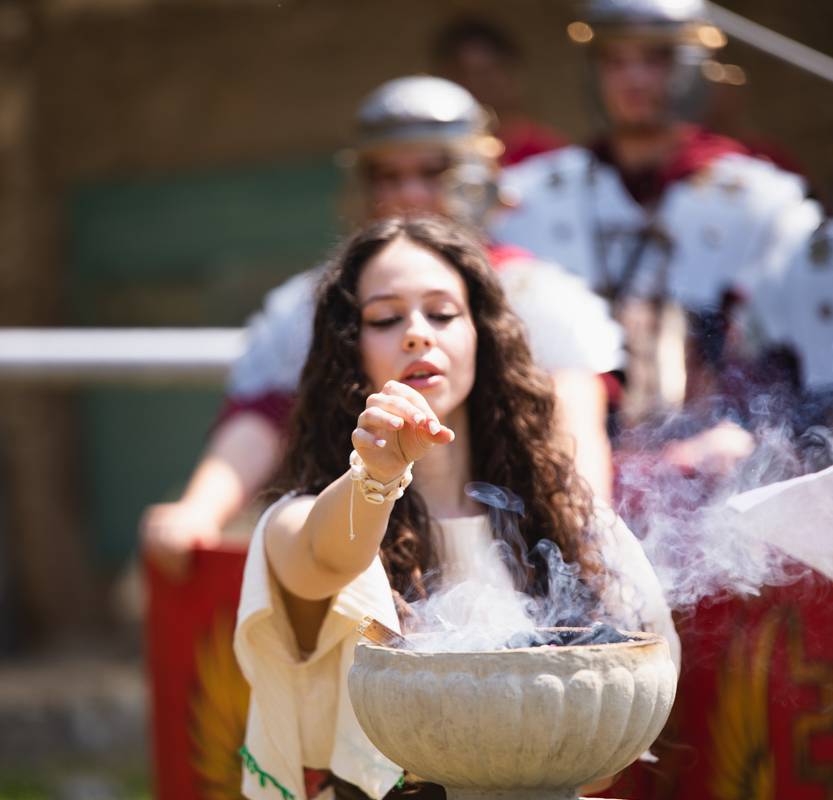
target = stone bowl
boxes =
[348,628,677,800]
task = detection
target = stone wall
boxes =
[34,0,833,188]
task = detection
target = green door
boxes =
[69,157,340,567]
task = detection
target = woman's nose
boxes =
[402,315,436,352]
[403,334,433,351]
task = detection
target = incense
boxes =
[357,616,411,649]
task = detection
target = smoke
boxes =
[617,405,832,613]
[400,394,831,652]
[406,483,613,652]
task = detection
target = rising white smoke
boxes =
[403,405,833,652]
[406,484,619,652]
[619,414,833,612]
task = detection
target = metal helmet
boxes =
[354,75,492,150]
[570,0,722,45]
[568,0,727,124]
[347,76,503,227]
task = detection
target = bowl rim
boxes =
[355,626,668,657]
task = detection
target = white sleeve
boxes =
[227,268,321,398]
[592,503,681,673]
[499,257,625,373]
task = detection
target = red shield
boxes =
[145,546,249,800]
[602,569,833,799]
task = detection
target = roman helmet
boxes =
[567,0,728,123]
[345,75,504,227]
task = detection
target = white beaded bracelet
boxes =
[348,449,414,541]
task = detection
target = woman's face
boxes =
[357,236,478,423]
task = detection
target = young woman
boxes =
[235,217,678,800]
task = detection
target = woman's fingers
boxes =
[428,425,455,445]
[366,390,428,429]
[358,406,405,433]
[370,381,454,438]
[357,408,450,450]
[355,408,404,451]
[382,379,437,418]
[351,426,383,450]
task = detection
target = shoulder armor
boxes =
[704,153,808,200]
[227,267,323,397]
[499,256,624,373]
[501,145,591,193]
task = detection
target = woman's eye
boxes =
[429,312,460,323]
[366,316,401,328]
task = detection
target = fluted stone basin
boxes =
[348,629,677,800]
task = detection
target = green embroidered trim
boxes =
[239,745,296,799]
[395,774,406,790]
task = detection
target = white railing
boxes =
[708,2,833,85]
[0,328,246,383]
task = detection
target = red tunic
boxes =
[498,115,569,167]
[590,125,750,206]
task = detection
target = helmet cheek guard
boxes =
[443,150,503,230]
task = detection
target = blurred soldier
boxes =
[432,17,568,166]
[142,76,623,578]
[493,0,822,456]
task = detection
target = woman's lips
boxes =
[399,360,444,389]
[402,373,443,390]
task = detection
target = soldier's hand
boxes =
[662,421,755,477]
[141,501,223,581]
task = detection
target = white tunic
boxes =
[493,145,822,310]
[234,501,679,800]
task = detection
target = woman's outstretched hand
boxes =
[352,380,454,482]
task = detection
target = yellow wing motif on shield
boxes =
[709,608,781,800]
[190,612,251,800]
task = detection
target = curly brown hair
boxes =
[277,216,601,615]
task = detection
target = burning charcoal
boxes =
[501,626,636,649]
[502,627,639,649]
[538,630,571,647]
[569,623,634,646]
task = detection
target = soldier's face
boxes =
[594,39,675,130]
[442,42,517,113]
[361,146,452,219]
